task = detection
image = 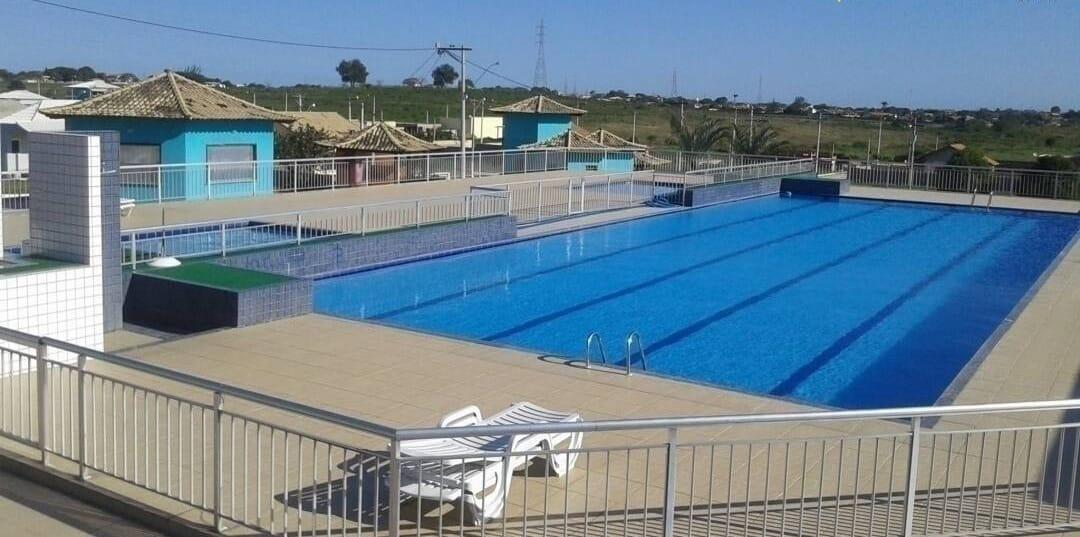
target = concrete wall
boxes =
[501,113,572,149]
[566,151,635,173]
[65,118,275,201]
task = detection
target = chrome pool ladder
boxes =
[625,331,648,375]
[584,332,608,369]
[986,191,994,211]
[583,331,649,375]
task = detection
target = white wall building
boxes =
[0,131,116,360]
[0,99,77,171]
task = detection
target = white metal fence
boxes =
[1,170,29,210]
[826,161,1080,201]
[1,326,1077,537]
[473,170,664,223]
[119,191,510,267]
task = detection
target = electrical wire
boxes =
[29,0,433,52]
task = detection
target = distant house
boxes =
[0,90,51,105]
[520,126,664,172]
[278,111,359,140]
[44,71,293,200]
[490,95,586,149]
[66,79,119,100]
[0,98,78,171]
[917,143,999,167]
[318,121,444,184]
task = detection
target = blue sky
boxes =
[2,0,1077,110]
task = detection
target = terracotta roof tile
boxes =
[489,95,585,115]
[320,121,443,153]
[43,71,293,122]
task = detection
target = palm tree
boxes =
[730,123,790,155]
[668,115,727,152]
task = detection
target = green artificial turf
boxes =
[144,262,292,291]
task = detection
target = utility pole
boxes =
[876,116,884,160]
[533,19,548,89]
[907,116,919,188]
[632,111,637,143]
[437,44,471,179]
[347,99,352,121]
[360,102,365,127]
[284,91,288,112]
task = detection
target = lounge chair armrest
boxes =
[440,405,483,428]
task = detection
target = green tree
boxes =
[668,115,727,152]
[335,59,368,87]
[949,146,991,167]
[75,66,97,80]
[784,96,809,115]
[274,125,333,159]
[1035,155,1075,171]
[431,64,459,87]
[731,123,790,155]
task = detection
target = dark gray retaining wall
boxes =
[123,273,311,334]
[216,215,517,278]
[781,176,850,196]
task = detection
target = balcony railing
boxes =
[119,191,511,267]
[1,325,1078,537]
[1,170,29,210]
[825,160,1080,201]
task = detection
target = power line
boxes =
[29,0,432,52]
[466,59,530,89]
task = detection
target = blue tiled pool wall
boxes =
[215,215,516,279]
[685,177,782,206]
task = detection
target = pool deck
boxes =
[5,185,1078,535]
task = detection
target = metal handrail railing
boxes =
[583,332,607,369]
[624,331,647,375]
[0,325,396,439]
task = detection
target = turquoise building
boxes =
[491,95,585,150]
[492,95,661,172]
[45,72,292,201]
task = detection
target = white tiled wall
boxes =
[0,132,106,362]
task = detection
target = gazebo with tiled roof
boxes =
[317,121,448,185]
[46,71,292,200]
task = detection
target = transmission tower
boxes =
[533,19,548,89]
[670,69,678,98]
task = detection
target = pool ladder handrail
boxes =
[584,332,608,369]
[986,191,994,211]
[625,331,648,376]
[969,188,979,206]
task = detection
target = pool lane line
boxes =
[361,198,827,321]
[640,210,954,360]
[768,217,1021,398]
[480,204,892,342]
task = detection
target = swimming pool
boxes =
[314,195,1079,409]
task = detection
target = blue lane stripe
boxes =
[642,211,955,359]
[368,198,825,321]
[482,204,890,342]
[768,217,1020,397]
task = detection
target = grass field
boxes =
[11,81,1079,163]
[229,86,1080,163]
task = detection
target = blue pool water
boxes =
[314,196,1079,409]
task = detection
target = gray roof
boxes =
[43,71,293,122]
[489,95,586,115]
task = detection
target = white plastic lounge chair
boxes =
[119,197,136,218]
[399,402,583,524]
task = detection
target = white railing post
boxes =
[662,427,678,537]
[36,339,49,465]
[220,223,227,258]
[415,200,421,228]
[465,195,471,222]
[536,178,543,222]
[567,178,573,215]
[396,156,401,184]
[156,172,163,204]
[903,416,922,537]
[426,154,431,180]
[544,149,549,172]
[77,353,87,480]
[606,176,611,209]
[360,206,367,236]
[212,391,224,532]
[293,161,299,193]
[388,440,402,537]
[295,213,302,245]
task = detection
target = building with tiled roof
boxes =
[318,122,447,185]
[519,126,666,172]
[45,71,293,200]
[491,95,586,150]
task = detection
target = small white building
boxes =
[67,79,119,100]
[0,99,77,171]
[439,115,504,142]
